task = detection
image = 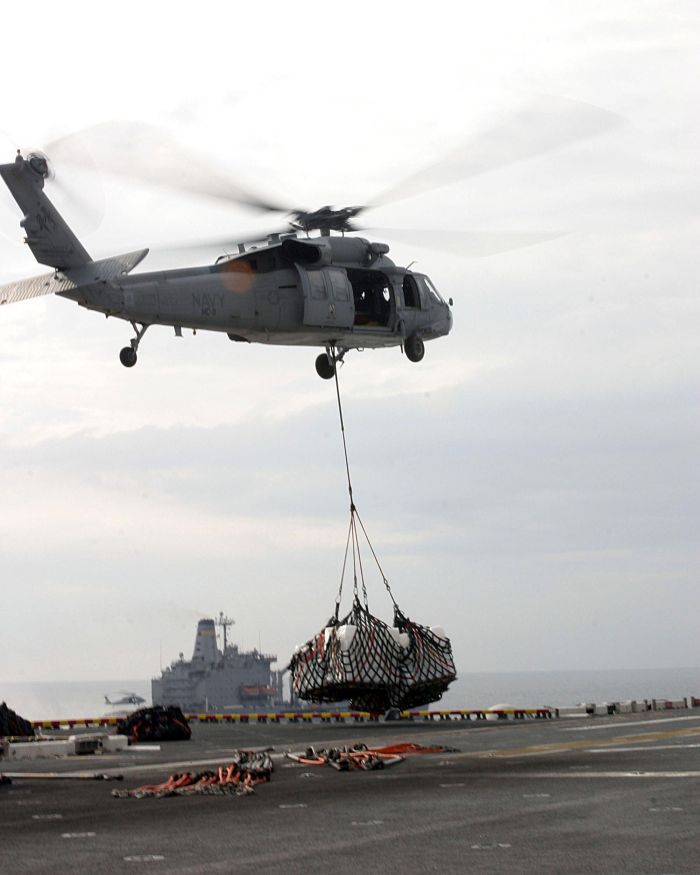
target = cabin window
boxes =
[328,269,350,302]
[308,271,327,300]
[403,274,420,308]
[226,251,277,274]
[346,268,393,327]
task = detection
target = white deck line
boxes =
[589,743,700,753]
[562,715,700,731]
[490,770,700,779]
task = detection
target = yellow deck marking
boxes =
[478,724,700,759]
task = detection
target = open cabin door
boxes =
[300,267,354,329]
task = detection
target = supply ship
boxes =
[151,613,288,712]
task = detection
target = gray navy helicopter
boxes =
[0,99,619,378]
[104,691,146,707]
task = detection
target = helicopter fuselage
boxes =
[61,234,453,355]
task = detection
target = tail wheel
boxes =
[404,335,425,363]
[120,347,137,368]
[315,353,336,380]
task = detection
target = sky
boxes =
[0,1,698,684]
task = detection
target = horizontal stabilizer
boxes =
[0,270,77,305]
[0,248,148,306]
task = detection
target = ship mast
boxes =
[216,612,235,666]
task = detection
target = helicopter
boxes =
[0,149,451,378]
[0,98,619,378]
[104,691,146,707]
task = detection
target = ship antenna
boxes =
[216,612,235,666]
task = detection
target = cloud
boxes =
[1,1,699,683]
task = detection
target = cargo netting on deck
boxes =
[289,355,456,711]
[0,702,34,738]
[116,706,191,742]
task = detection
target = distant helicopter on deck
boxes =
[104,691,146,707]
[0,99,619,378]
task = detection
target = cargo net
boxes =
[289,507,457,712]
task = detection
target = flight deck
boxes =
[2,709,699,873]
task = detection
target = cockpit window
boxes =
[418,275,445,305]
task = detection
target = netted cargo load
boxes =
[290,598,456,711]
[116,706,191,742]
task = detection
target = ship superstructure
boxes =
[152,615,285,712]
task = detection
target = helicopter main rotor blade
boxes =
[361,227,566,257]
[148,227,295,259]
[370,95,623,208]
[151,226,563,262]
[45,122,292,215]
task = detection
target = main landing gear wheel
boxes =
[404,335,425,363]
[119,347,137,368]
[315,352,336,380]
[119,322,149,368]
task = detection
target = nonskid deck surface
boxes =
[2,711,700,874]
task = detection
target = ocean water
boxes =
[2,667,700,721]
[439,666,700,711]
